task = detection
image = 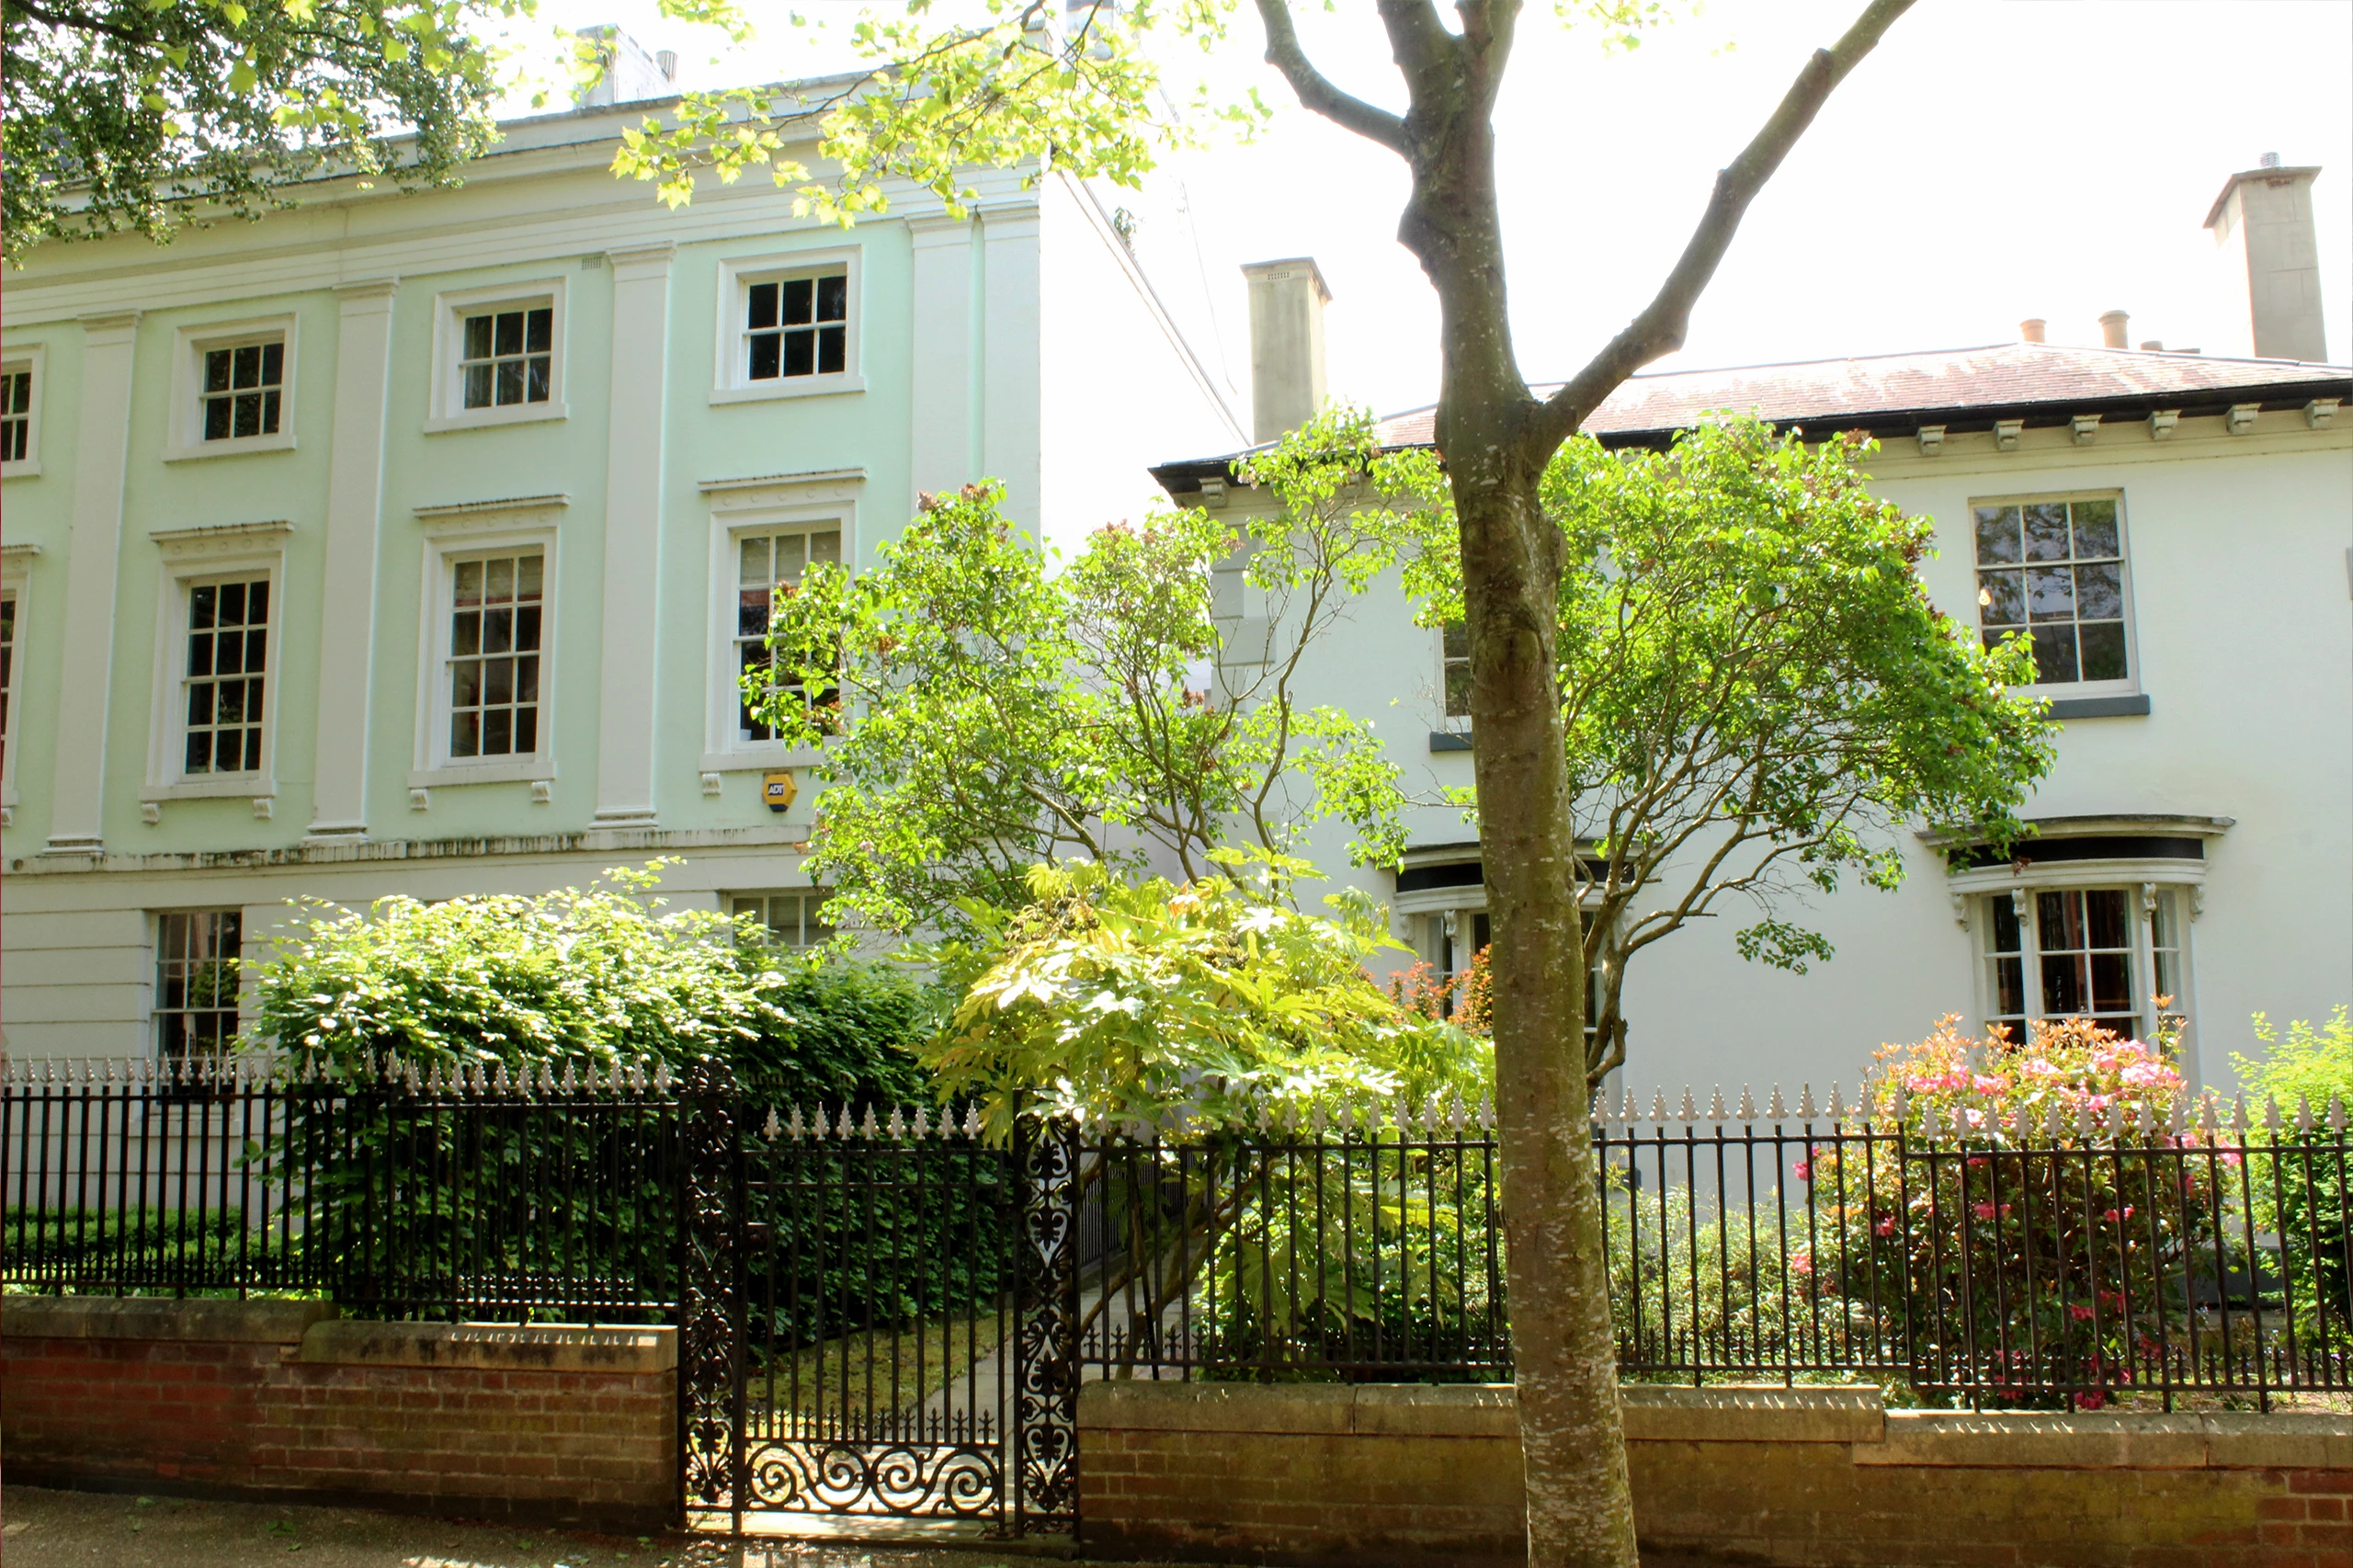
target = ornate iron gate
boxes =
[678,1065,1078,1538]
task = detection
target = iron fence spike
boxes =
[2167,1095,2186,1135]
[2264,1095,2282,1131]
[2232,1094,2248,1134]
[1827,1083,1846,1120]
[2199,1094,2219,1134]
[836,1105,854,1139]
[1737,1085,1756,1120]
[1768,1085,1788,1120]
[1677,1087,1696,1122]
[788,1105,807,1141]
[888,1106,907,1141]
[913,1104,932,1139]
[1651,1089,1669,1123]
[1799,1084,1817,1119]
[2331,1095,2347,1131]
[1477,1096,1495,1131]
[1922,1101,1944,1142]
[2075,1096,2094,1140]
[764,1107,781,1141]
[963,1105,983,1138]
[1708,1086,1727,1124]
[2294,1095,2314,1133]
[2106,1098,2124,1140]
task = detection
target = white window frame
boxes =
[710,247,865,403]
[2,342,47,477]
[409,498,563,789]
[142,522,291,803]
[1953,859,2203,1069]
[0,549,30,813]
[1437,619,1471,725]
[426,278,570,433]
[1967,487,2140,699]
[729,888,835,949]
[165,314,300,461]
[152,906,245,1062]
[699,471,862,773]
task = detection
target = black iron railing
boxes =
[6,1057,2347,1410]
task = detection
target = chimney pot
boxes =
[2139,339,2164,352]
[2019,319,2047,344]
[2099,311,2131,349]
[1242,258,1333,445]
[2259,151,2281,169]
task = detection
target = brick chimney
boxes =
[2019,319,2047,344]
[2204,157,2329,362]
[1242,258,1331,445]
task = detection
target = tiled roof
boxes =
[1371,343,2350,449]
[1151,344,2348,486]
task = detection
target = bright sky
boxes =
[519,0,2353,419]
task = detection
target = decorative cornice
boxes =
[413,494,570,536]
[698,468,867,513]
[148,519,295,560]
[698,467,867,495]
[333,278,401,305]
[1916,812,2235,849]
[0,541,43,558]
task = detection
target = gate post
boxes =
[1011,1115,1081,1537]
[677,1058,745,1532]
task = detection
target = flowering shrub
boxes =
[1384,945,1493,1036]
[1801,1015,2222,1409]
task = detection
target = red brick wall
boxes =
[2,1299,676,1530]
[1078,1382,2353,1568]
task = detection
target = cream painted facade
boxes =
[0,93,1244,1061]
[1186,394,2353,1099]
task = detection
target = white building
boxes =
[0,65,1242,1062]
[1154,165,2352,1096]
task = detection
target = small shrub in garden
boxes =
[2233,1007,2353,1345]
[1802,1015,2222,1408]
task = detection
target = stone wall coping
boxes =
[1079,1380,1887,1443]
[299,1318,677,1374]
[1862,1407,2353,1471]
[3,1294,338,1344]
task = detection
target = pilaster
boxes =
[907,215,979,510]
[593,243,676,825]
[43,311,140,854]
[304,279,399,841]
[979,204,1043,535]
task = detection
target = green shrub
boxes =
[2233,1008,2353,1346]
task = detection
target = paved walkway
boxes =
[0,1488,1095,1568]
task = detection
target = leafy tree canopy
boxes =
[760,416,1437,937]
[244,859,932,1103]
[917,857,1492,1140]
[1403,416,2055,1083]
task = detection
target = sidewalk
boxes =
[0,1488,1097,1568]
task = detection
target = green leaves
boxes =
[917,859,1492,1139]
[757,455,1413,939]
[6,0,540,262]
[1404,416,2055,1080]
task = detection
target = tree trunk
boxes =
[1453,454,1637,1568]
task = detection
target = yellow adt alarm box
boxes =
[763,770,798,813]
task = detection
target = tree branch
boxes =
[1252,0,1410,153]
[1528,0,1915,452]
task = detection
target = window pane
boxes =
[1973,506,2020,565]
[205,349,233,394]
[810,530,840,568]
[188,631,215,678]
[2077,621,2127,682]
[517,553,542,600]
[1978,570,2023,627]
[203,397,232,440]
[2029,624,2078,685]
[494,310,524,357]
[2075,562,2122,620]
[452,659,482,708]
[190,585,217,630]
[485,607,513,654]
[515,707,538,754]
[2071,499,2120,559]
[451,710,480,756]
[185,731,212,773]
[747,281,779,330]
[2084,887,2129,949]
[464,313,494,359]
[463,364,494,408]
[782,330,814,378]
[740,536,770,586]
[2041,951,2087,1015]
[220,582,246,625]
[525,358,550,403]
[249,581,267,624]
[260,342,282,386]
[260,390,280,434]
[517,654,539,702]
[739,587,769,640]
[484,657,513,706]
[2037,890,2079,949]
[2022,503,2070,561]
[749,333,780,381]
[233,344,261,389]
[486,556,514,602]
[495,358,524,405]
[816,273,847,322]
[484,709,512,755]
[2026,565,2074,620]
[526,307,552,354]
[2089,951,2132,1014]
[775,532,805,580]
[452,613,481,657]
[1989,895,2021,954]
[1993,955,2025,1021]
[244,729,264,772]
[782,278,813,325]
[817,326,846,375]
[515,604,541,652]
[232,392,262,438]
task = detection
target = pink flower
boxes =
[1874,1215,1896,1238]
[1790,1248,1813,1276]
[2074,1390,2108,1411]
[2101,1209,2121,1224]
[1793,1160,1812,1182]
[1972,1074,2008,1094]
[2069,1304,2096,1323]
[1972,1202,1997,1221]
[2120,1062,2164,1087]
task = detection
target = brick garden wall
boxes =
[2,1297,676,1530]
[1079,1381,2353,1568]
